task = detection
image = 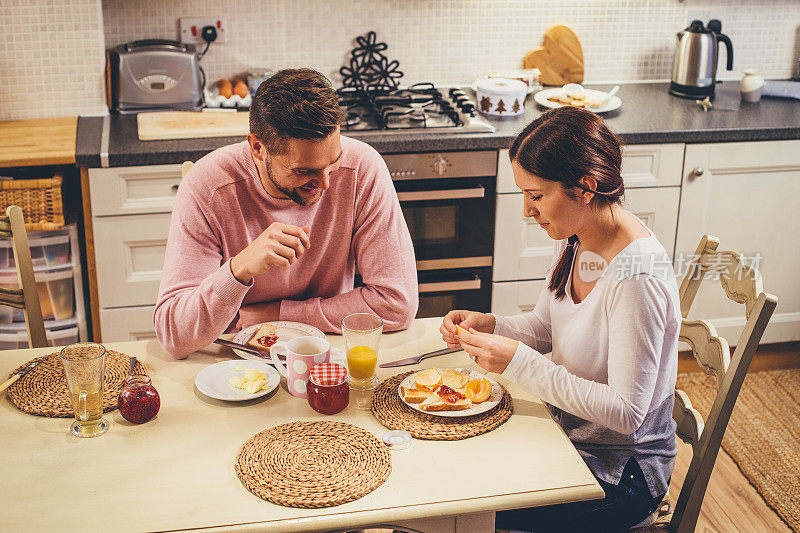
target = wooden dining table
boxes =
[0,317,603,533]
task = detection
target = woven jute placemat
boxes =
[371,371,513,440]
[235,421,391,508]
[6,350,147,418]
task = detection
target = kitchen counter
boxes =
[75,81,800,167]
[0,117,77,167]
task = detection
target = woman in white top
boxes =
[441,106,681,532]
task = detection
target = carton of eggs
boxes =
[205,78,252,109]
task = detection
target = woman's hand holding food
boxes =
[456,329,519,374]
[440,310,496,349]
[230,223,310,284]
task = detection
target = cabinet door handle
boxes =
[692,167,705,177]
[171,184,179,192]
[396,186,484,202]
[418,276,481,293]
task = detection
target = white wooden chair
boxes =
[635,235,778,532]
[0,205,48,348]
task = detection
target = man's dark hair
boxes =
[250,68,345,154]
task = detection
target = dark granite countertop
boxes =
[76,81,800,168]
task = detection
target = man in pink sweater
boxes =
[155,69,418,359]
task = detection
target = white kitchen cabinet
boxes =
[491,279,547,316]
[496,144,684,193]
[88,165,181,341]
[675,140,800,344]
[89,164,182,216]
[99,306,157,341]
[93,212,171,309]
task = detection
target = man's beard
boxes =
[264,159,322,206]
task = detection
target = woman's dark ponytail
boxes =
[509,106,624,300]
[549,235,579,299]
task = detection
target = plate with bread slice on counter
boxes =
[231,321,327,361]
[399,367,503,417]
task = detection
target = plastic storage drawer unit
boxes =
[0,232,70,269]
[0,325,78,350]
[0,267,75,323]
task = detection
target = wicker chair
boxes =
[0,205,47,348]
[634,235,778,532]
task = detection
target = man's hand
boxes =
[440,310,496,349]
[230,223,310,284]
[236,301,281,330]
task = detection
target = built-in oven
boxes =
[381,150,498,317]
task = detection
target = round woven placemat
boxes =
[371,371,513,440]
[6,350,147,418]
[235,421,391,508]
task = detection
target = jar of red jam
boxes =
[118,375,160,423]
[307,363,349,415]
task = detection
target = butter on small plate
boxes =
[195,360,280,401]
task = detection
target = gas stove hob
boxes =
[337,82,495,136]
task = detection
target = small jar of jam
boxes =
[307,363,349,415]
[118,375,160,423]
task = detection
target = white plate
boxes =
[534,87,622,113]
[471,79,538,95]
[232,321,326,361]
[398,368,503,418]
[195,360,280,401]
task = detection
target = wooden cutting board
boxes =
[137,111,250,141]
[523,25,584,85]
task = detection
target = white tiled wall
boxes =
[1,0,799,120]
[0,0,107,120]
[102,0,800,88]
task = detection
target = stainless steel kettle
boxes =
[669,19,733,99]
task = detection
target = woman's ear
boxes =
[578,175,598,204]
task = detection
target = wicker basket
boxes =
[0,174,64,231]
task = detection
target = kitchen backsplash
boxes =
[2,0,799,120]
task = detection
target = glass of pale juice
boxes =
[341,313,383,389]
[59,342,109,438]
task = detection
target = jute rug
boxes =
[674,368,800,531]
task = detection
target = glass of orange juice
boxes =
[341,313,382,408]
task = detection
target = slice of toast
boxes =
[441,368,470,389]
[401,386,432,404]
[419,394,472,412]
[247,324,279,350]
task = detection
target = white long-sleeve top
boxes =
[496,223,680,497]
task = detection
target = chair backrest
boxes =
[181,161,194,178]
[668,235,778,533]
[0,206,48,348]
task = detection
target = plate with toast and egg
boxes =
[399,367,503,417]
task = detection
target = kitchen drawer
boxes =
[89,164,182,216]
[94,213,170,308]
[491,279,547,315]
[493,187,679,282]
[496,144,685,193]
[100,305,157,342]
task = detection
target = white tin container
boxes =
[476,78,527,117]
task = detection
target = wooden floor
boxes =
[670,341,799,533]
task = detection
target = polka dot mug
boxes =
[269,336,331,398]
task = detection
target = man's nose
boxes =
[313,170,331,190]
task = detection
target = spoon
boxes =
[601,85,620,106]
[129,356,137,378]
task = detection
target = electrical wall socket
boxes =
[686,9,725,27]
[179,17,227,45]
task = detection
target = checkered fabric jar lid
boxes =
[310,363,348,387]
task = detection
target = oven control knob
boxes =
[433,158,447,175]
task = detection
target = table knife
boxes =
[0,361,38,394]
[213,338,285,362]
[379,347,462,368]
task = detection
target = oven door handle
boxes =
[418,276,481,293]
[396,186,484,202]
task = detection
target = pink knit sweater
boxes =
[154,137,418,359]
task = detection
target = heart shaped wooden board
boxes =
[523,25,584,85]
